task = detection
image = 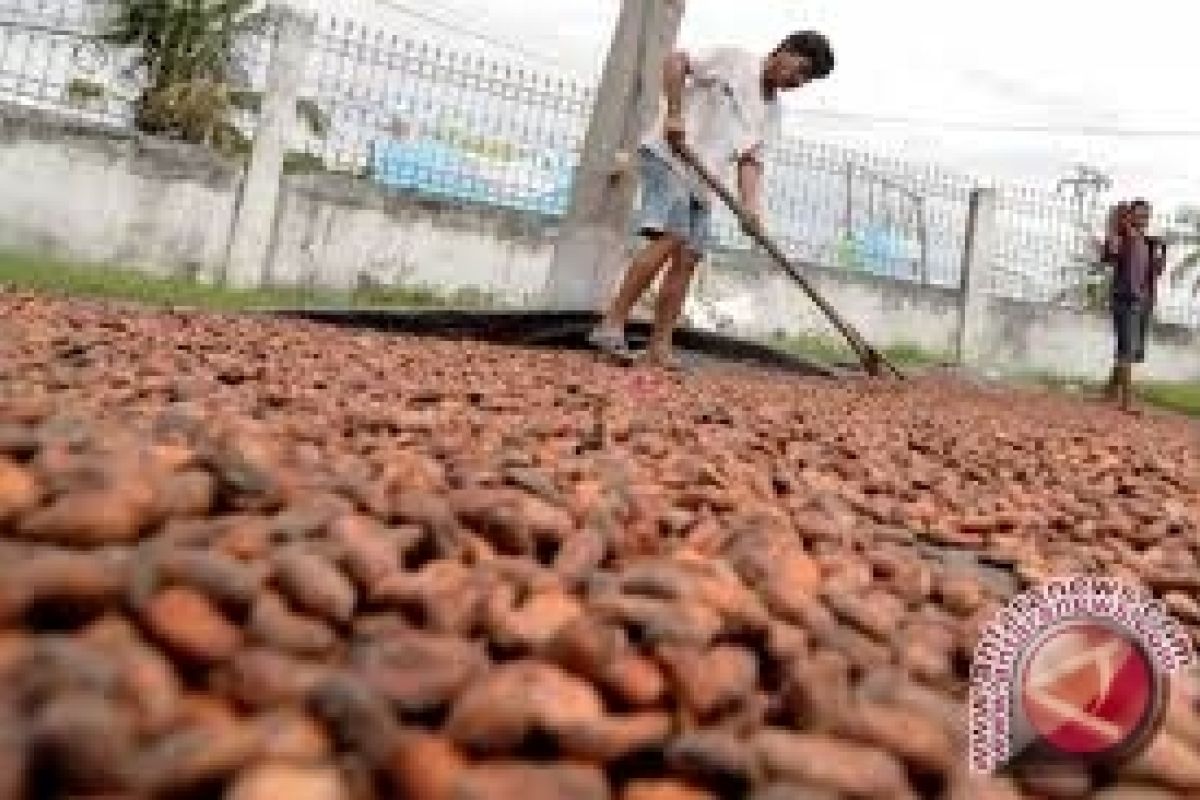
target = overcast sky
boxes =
[320,0,1198,209]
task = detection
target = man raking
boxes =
[587,32,836,370]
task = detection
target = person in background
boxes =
[1101,199,1167,413]
[587,32,836,370]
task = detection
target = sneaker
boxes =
[587,326,633,359]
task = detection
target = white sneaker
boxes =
[587,326,633,359]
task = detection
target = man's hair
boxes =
[775,31,835,79]
[1130,198,1152,212]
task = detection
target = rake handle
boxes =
[673,142,903,380]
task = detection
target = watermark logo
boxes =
[970,576,1195,775]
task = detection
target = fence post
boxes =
[224,5,312,289]
[541,0,685,310]
[956,187,997,367]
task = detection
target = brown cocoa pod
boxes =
[445,661,605,754]
[153,469,217,518]
[1121,733,1200,791]
[937,572,987,617]
[226,763,351,800]
[556,712,672,763]
[217,516,274,561]
[389,491,465,557]
[274,548,357,625]
[19,487,154,545]
[248,592,338,656]
[134,719,262,796]
[370,560,489,635]
[835,701,955,774]
[1013,761,1094,798]
[898,637,954,687]
[811,624,893,674]
[222,649,332,710]
[251,711,333,764]
[330,514,400,590]
[1,551,127,623]
[782,649,851,730]
[0,456,40,521]
[541,617,623,677]
[553,526,608,583]
[352,631,486,714]
[450,762,610,800]
[156,548,262,609]
[621,780,716,800]
[307,674,403,766]
[600,653,668,708]
[765,621,809,662]
[590,594,723,647]
[110,640,181,736]
[386,734,465,800]
[656,644,758,719]
[1163,677,1200,746]
[140,587,242,663]
[822,590,904,642]
[665,730,762,787]
[0,724,28,800]
[488,588,584,650]
[753,730,912,799]
[31,693,135,793]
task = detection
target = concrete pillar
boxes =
[224,6,313,288]
[956,187,998,367]
[541,0,685,310]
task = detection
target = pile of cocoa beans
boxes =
[1,291,1199,799]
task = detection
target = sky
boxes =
[313,0,1198,209]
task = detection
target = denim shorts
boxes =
[636,146,712,258]
[1113,297,1151,363]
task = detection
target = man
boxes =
[1101,198,1167,412]
[587,32,836,370]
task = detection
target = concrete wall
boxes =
[0,109,239,283]
[269,174,556,301]
[0,106,1196,382]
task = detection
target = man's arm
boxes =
[662,51,691,151]
[736,153,764,229]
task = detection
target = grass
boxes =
[0,250,499,312]
[768,331,952,370]
[1137,382,1200,417]
[1024,373,1200,418]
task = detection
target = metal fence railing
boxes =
[1,0,1198,328]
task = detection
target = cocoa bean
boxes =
[274,549,356,625]
[226,763,351,800]
[753,730,912,799]
[140,587,241,663]
[249,592,338,656]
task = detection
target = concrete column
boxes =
[541,0,684,310]
[956,187,998,367]
[224,6,313,288]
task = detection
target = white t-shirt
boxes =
[640,47,783,205]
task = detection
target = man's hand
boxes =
[740,208,764,238]
[664,114,686,154]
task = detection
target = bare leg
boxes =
[598,235,681,333]
[1103,363,1119,401]
[1118,361,1137,414]
[645,246,700,364]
